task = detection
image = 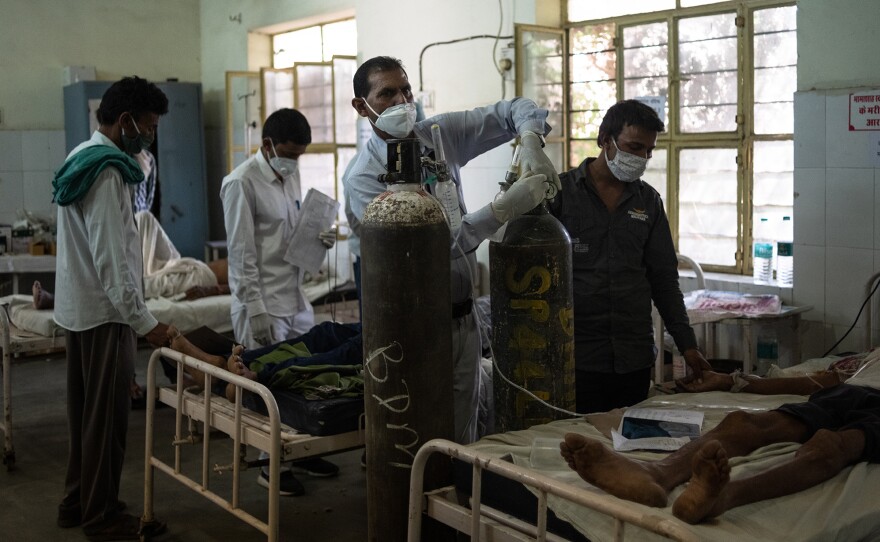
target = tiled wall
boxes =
[793,90,880,357]
[0,130,67,225]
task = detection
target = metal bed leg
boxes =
[2,307,15,471]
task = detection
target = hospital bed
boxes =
[142,348,365,542]
[408,379,880,542]
[0,293,233,470]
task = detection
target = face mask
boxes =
[361,99,417,138]
[121,113,154,155]
[605,137,648,182]
[268,140,298,177]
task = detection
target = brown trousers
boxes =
[60,323,136,529]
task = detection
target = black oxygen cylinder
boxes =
[490,200,575,433]
[360,138,454,542]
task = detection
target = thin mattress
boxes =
[1,294,233,337]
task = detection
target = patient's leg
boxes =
[166,326,227,388]
[561,433,668,507]
[32,280,54,309]
[673,428,866,524]
[671,440,730,523]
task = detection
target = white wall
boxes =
[793,0,880,356]
[0,0,201,225]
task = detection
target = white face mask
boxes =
[606,137,648,182]
[268,141,298,177]
[361,99,417,138]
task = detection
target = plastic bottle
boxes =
[752,217,773,284]
[756,327,778,376]
[777,215,793,287]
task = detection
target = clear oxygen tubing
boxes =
[429,124,462,231]
[447,153,583,419]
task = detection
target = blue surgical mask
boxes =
[269,140,298,177]
[121,113,154,155]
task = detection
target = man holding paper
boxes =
[221,108,336,349]
[221,108,340,493]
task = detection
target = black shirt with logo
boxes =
[547,158,697,374]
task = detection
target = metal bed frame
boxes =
[143,348,365,542]
[0,301,65,470]
[408,439,699,542]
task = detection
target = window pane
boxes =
[522,30,564,138]
[570,52,616,83]
[568,0,674,22]
[754,7,796,136]
[321,20,356,61]
[755,102,793,134]
[569,109,607,139]
[570,23,615,55]
[571,81,617,112]
[262,69,294,119]
[273,27,322,68]
[299,152,336,201]
[296,65,333,143]
[333,57,358,144]
[752,140,794,241]
[678,148,739,266]
[569,140,599,168]
[754,5,796,33]
[643,148,667,203]
[678,13,737,133]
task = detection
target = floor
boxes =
[0,338,369,541]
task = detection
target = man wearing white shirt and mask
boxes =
[221,108,339,495]
[221,108,337,349]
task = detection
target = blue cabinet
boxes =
[63,81,208,259]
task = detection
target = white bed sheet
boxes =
[1,294,233,336]
[467,391,880,542]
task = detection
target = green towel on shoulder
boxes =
[52,145,144,206]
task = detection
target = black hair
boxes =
[95,76,168,125]
[597,99,665,145]
[262,108,311,146]
[352,56,407,98]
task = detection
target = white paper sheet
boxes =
[611,408,703,452]
[283,189,340,274]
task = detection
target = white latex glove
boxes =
[519,130,561,197]
[490,171,548,223]
[318,228,337,249]
[250,313,274,347]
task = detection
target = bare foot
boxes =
[226,345,256,380]
[32,280,54,310]
[676,370,734,393]
[225,345,257,400]
[166,326,226,387]
[672,440,730,524]
[561,433,667,507]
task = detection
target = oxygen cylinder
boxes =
[360,138,454,542]
[490,199,575,433]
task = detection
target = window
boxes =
[269,19,358,223]
[566,1,796,274]
[225,19,357,224]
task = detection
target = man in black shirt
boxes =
[547,100,710,413]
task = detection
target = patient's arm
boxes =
[184,284,230,301]
[676,369,841,395]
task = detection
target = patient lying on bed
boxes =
[561,349,880,524]
[164,321,363,401]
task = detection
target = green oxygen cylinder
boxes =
[490,186,575,433]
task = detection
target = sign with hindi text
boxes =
[849,91,880,130]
